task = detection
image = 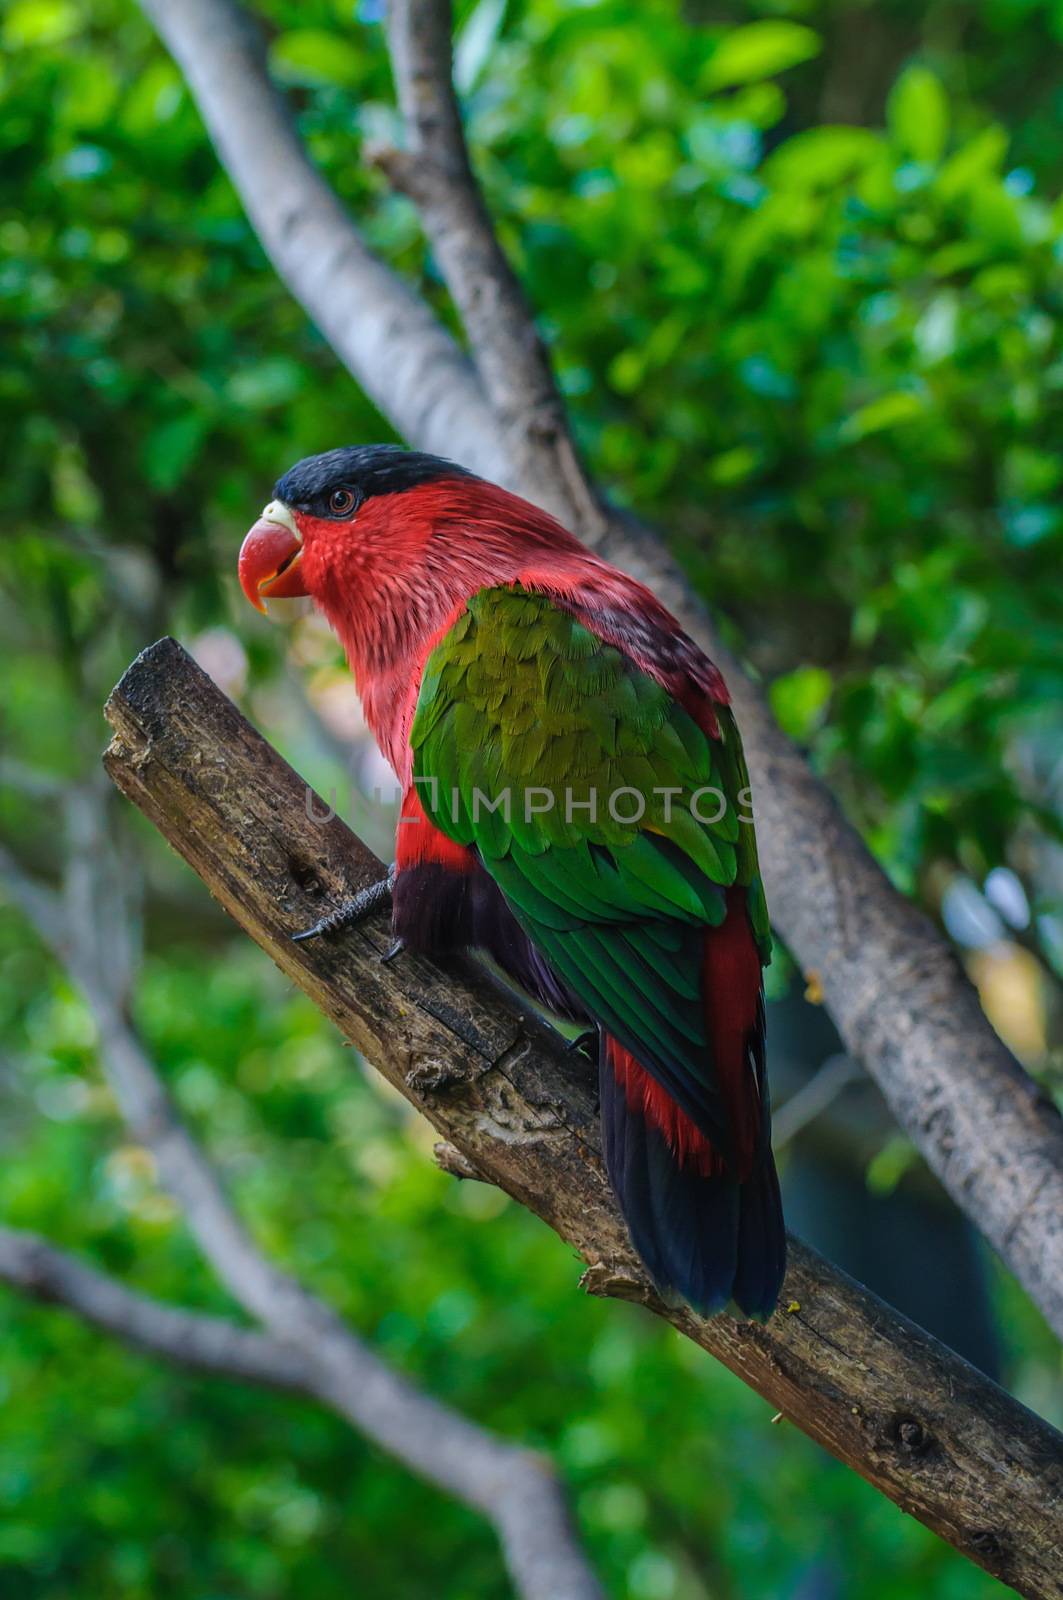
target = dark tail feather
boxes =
[600,1052,785,1319]
[731,1145,787,1321]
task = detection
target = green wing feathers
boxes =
[410,584,771,1149]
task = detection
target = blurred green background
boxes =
[2,0,1062,1595]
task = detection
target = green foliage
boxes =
[888,66,950,165]
[476,3,1063,898]
[1,0,1061,1597]
[769,666,833,743]
[702,21,822,91]
[0,937,1032,1600]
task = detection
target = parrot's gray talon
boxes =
[381,937,406,964]
[292,865,396,943]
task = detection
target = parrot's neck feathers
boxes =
[304,478,589,774]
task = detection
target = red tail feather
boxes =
[701,885,762,1178]
[607,887,761,1177]
[606,1038,721,1176]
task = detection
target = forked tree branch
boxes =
[0,1223,600,1600]
[99,638,1063,1600]
[1,789,603,1600]
[135,0,500,479]
[136,0,1063,1336]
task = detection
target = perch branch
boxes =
[136,0,1063,1337]
[101,638,1063,1600]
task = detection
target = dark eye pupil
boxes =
[330,489,355,513]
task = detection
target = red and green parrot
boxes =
[239,446,785,1318]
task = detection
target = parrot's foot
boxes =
[381,937,405,964]
[292,865,396,943]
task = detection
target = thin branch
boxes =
[0,841,66,950]
[0,759,68,800]
[0,785,603,1600]
[0,1226,310,1391]
[100,639,1063,1600]
[134,0,1063,1337]
[772,1055,865,1150]
[377,0,604,536]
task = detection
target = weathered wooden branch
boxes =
[137,0,1063,1337]
[102,638,1063,1600]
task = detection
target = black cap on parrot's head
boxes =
[273,444,472,520]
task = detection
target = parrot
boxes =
[238,445,785,1318]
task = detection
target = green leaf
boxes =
[703,22,821,91]
[2,0,79,48]
[707,445,761,486]
[866,1136,919,1197]
[608,348,644,394]
[228,359,304,412]
[121,60,183,136]
[762,126,883,188]
[770,666,833,741]
[888,66,949,164]
[454,0,507,94]
[727,83,786,130]
[142,413,209,493]
[841,391,926,440]
[926,239,989,277]
[936,125,1008,200]
[969,183,1024,250]
[270,29,364,89]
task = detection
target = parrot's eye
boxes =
[328,488,357,516]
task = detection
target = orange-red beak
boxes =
[238,501,307,613]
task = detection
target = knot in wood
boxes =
[405,1056,458,1095]
[891,1414,933,1459]
[285,852,326,896]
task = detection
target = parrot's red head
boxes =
[239,444,595,769]
[238,444,589,668]
[238,445,477,614]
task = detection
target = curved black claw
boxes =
[566,1028,599,1063]
[292,867,395,943]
